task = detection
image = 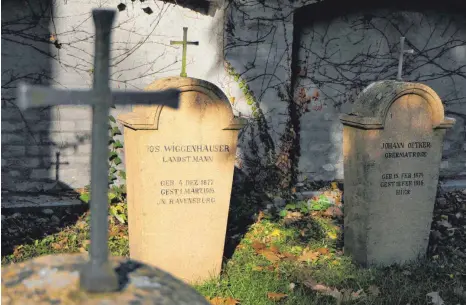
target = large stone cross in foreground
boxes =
[17,9,180,293]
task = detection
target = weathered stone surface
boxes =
[118,77,246,283]
[1,254,209,305]
[340,81,455,267]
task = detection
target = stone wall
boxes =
[2,0,465,196]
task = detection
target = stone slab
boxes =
[1,254,209,305]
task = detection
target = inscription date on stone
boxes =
[157,179,216,205]
[380,172,424,196]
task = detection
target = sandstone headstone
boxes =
[340,81,455,266]
[118,77,246,283]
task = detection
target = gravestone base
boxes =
[1,254,209,305]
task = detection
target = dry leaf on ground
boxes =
[259,249,281,263]
[298,250,320,262]
[316,247,330,255]
[323,206,344,218]
[51,243,62,250]
[303,278,333,293]
[282,252,298,261]
[267,292,287,301]
[251,241,266,252]
[303,278,365,304]
[207,297,240,305]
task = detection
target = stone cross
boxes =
[17,8,180,293]
[170,27,199,77]
[397,37,414,81]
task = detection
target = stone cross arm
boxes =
[17,83,180,110]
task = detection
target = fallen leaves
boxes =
[207,297,240,305]
[298,250,320,263]
[303,278,378,305]
[316,247,330,255]
[251,241,266,252]
[282,252,298,261]
[259,249,281,263]
[252,265,275,272]
[267,292,287,301]
[323,206,343,218]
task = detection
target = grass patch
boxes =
[1,210,129,265]
[196,215,465,305]
[2,188,465,305]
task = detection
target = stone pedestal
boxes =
[340,81,455,267]
[1,254,209,305]
[118,77,246,283]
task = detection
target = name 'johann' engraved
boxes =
[380,141,431,149]
[381,141,431,159]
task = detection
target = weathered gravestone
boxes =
[2,8,209,304]
[118,77,246,283]
[340,81,455,267]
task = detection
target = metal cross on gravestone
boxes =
[170,27,199,77]
[17,8,181,293]
[397,37,414,81]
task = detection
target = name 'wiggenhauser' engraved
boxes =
[147,144,230,153]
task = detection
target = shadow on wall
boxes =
[0,0,91,260]
[1,0,92,195]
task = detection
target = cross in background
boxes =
[397,37,414,81]
[170,27,199,77]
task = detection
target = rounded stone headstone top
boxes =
[1,254,210,305]
[340,81,456,130]
[118,77,246,131]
